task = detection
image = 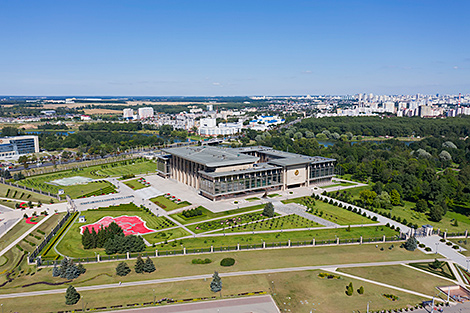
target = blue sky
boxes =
[1,0,469,96]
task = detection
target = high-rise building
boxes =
[138,107,154,119]
[123,108,133,119]
[0,135,39,159]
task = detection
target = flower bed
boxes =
[25,216,39,224]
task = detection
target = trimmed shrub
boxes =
[220,258,235,267]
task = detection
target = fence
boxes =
[38,234,404,267]
[0,179,63,200]
[29,211,74,264]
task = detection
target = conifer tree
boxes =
[263,202,275,218]
[210,271,222,292]
[77,263,86,275]
[52,263,60,277]
[116,262,131,276]
[144,257,156,273]
[65,285,80,305]
[135,255,145,273]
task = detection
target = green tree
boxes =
[404,237,418,251]
[358,286,364,294]
[2,126,19,137]
[77,263,86,275]
[262,202,275,218]
[390,189,401,206]
[346,282,353,296]
[359,190,377,206]
[144,257,156,273]
[135,255,145,273]
[414,199,428,213]
[65,285,80,305]
[429,205,444,222]
[116,262,131,276]
[210,271,222,292]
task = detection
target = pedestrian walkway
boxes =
[418,235,470,270]
[272,200,339,227]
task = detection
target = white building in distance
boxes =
[138,107,154,119]
[123,108,134,119]
[198,118,242,136]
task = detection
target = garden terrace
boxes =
[169,204,265,225]
[150,195,191,212]
[211,214,321,233]
[154,225,399,251]
[283,196,377,225]
[123,178,149,190]
[186,211,272,234]
[0,184,56,207]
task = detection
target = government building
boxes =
[0,135,39,159]
[157,145,335,201]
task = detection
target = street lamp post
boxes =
[153,289,156,305]
[435,242,439,255]
[367,301,371,313]
[466,259,470,272]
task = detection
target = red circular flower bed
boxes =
[25,217,39,224]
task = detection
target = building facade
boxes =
[157,146,335,201]
[0,135,39,159]
[138,107,154,119]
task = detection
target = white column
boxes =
[312,238,315,246]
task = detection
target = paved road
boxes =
[100,295,280,313]
[418,235,470,270]
[0,259,438,299]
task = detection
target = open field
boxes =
[169,204,265,225]
[150,195,191,212]
[155,225,399,251]
[339,264,452,296]
[283,197,375,225]
[55,204,176,258]
[0,269,428,313]
[0,243,427,294]
[83,108,122,114]
[0,268,427,313]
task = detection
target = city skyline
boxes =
[1,0,469,96]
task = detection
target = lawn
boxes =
[212,214,321,233]
[155,225,399,251]
[246,197,261,202]
[143,228,192,245]
[339,264,452,296]
[169,204,265,225]
[15,159,155,197]
[186,211,269,234]
[449,238,470,256]
[283,197,376,225]
[408,261,456,280]
[55,203,176,258]
[0,269,425,313]
[150,195,191,212]
[0,243,428,295]
[0,216,44,252]
[123,178,148,190]
[0,183,56,205]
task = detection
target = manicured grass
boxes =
[283,197,375,225]
[0,243,427,295]
[449,238,470,256]
[267,193,281,198]
[409,261,456,280]
[0,183,55,204]
[74,180,117,198]
[0,217,43,252]
[212,214,321,233]
[187,211,269,234]
[143,228,192,245]
[0,269,424,313]
[155,225,399,251]
[55,204,176,258]
[169,204,265,225]
[16,159,155,197]
[150,195,191,212]
[245,197,260,202]
[339,264,452,296]
[123,178,148,190]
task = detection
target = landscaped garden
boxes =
[169,204,265,225]
[53,203,176,258]
[123,178,149,190]
[0,183,56,207]
[150,195,191,212]
[449,238,470,256]
[187,211,271,233]
[14,159,155,198]
[409,260,456,280]
[283,196,376,225]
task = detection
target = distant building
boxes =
[248,115,285,131]
[138,107,154,119]
[198,118,242,136]
[123,108,134,119]
[80,115,92,121]
[0,135,39,159]
[40,110,56,116]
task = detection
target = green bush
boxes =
[192,258,212,264]
[220,258,235,267]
